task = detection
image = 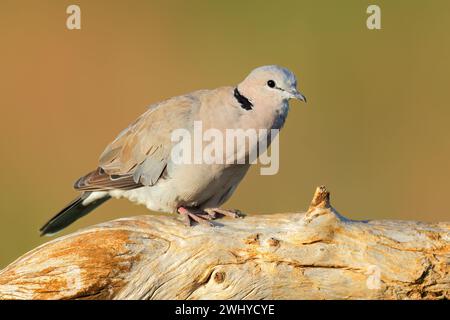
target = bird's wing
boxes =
[75,94,201,191]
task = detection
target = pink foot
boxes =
[177,207,214,227]
[204,208,244,219]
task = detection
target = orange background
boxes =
[1,0,450,267]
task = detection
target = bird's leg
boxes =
[204,208,244,219]
[177,207,214,227]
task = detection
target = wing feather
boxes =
[74,168,140,191]
[75,94,200,191]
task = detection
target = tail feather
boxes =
[40,192,111,236]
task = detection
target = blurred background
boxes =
[1,0,450,267]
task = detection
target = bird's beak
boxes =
[289,90,307,103]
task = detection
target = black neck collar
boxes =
[234,87,253,111]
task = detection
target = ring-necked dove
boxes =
[40,65,306,235]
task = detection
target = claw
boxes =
[177,207,214,227]
[177,207,244,227]
[204,209,218,219]
[208,208,244,219]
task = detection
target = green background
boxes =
[1,0,449,267]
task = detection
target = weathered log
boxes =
[0,186,448,300]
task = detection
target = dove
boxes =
[40,65,306,235]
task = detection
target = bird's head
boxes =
[236,65,306,109]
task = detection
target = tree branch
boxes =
[0,186,448,300]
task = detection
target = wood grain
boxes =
[0,187,448,300]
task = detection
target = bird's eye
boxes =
[267,80,276,88]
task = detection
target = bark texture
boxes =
[0,186,448,300]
